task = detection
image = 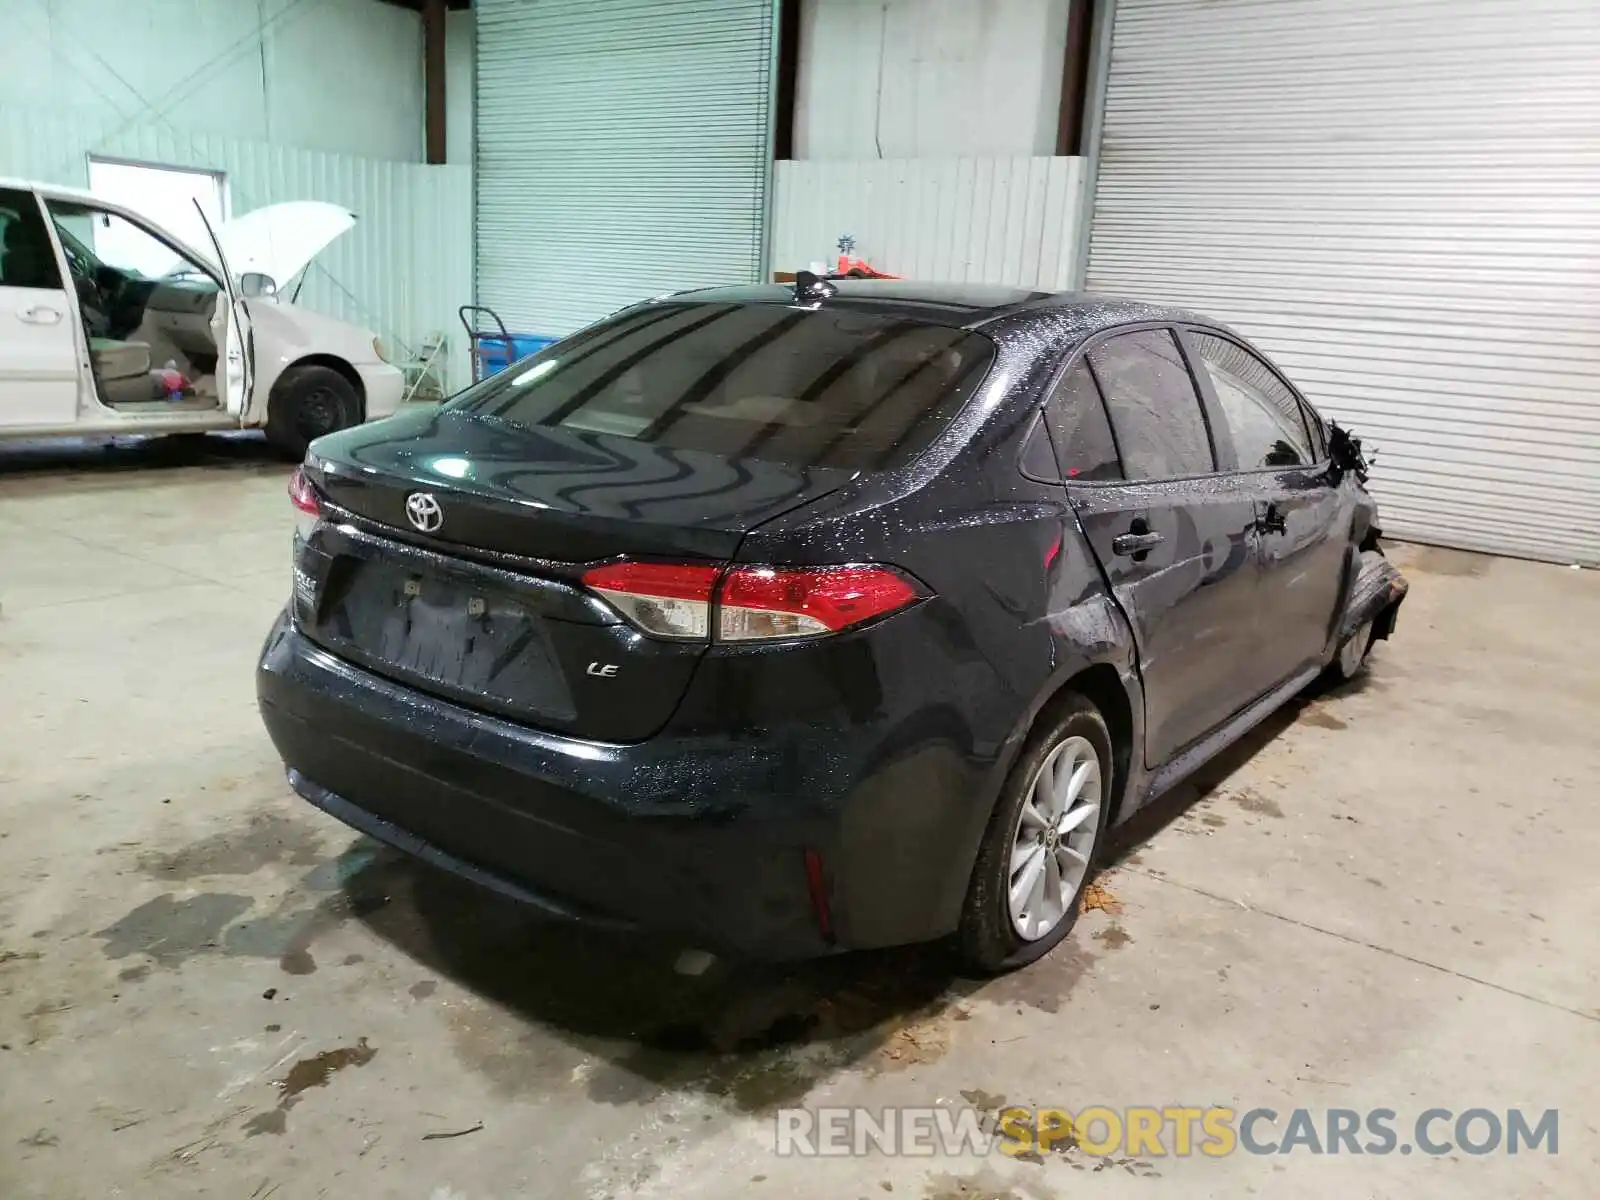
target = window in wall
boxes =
[86,158,226,274]
[1085,329,1214,480]
[1190,332,1312,470]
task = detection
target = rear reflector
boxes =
[803,849,834,941]
[581,561,919,643]
[288,466,320,541]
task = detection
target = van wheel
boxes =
[266,365,360,457]
[958,693,1114,973]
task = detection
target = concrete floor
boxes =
[1,435,1596,1199]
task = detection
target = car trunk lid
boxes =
[295,406,852,741]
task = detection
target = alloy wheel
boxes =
[1008,734,1102,940]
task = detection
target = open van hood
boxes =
[211,201,356,288]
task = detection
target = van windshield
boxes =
[449,302,997,472]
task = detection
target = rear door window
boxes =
[1085,329,1214,479]
[1043,362,1122,481]
[0,188,63,291]
[1190,332,1313,469]
[454,303,997,472]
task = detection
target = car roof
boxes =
[670,280,1216,350]
[0,177,103,206]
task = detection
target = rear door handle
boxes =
[1112,530,1166,557]
[18,304,63,325]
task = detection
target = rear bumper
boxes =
[256,612,990,959]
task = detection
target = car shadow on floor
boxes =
[1103,666,1381,865]
[0,431,288,484]
[335,843,969,1111]
[329,664,1381,1113]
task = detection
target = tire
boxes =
[266,364,361,457]
[958,694,1115,974]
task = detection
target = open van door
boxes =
[193,200,252,422]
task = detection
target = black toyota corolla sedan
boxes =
[257,278,1407,971]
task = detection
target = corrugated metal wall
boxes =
[795,0,1069,159]
[474,0,776,336]
[1088,0,1600,565]
[0,103,473,392]
[1,0,425,162]
[773,157,1086,287]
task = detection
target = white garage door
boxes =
[475,0,775,337]
[1087,0,1600,565]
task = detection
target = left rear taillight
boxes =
[288,466,321,542]
[582,562,719,640]
[580,562,920,643]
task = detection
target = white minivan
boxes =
[0,178,404,454]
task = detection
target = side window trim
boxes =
[1180,325,1325,470]
[1077,353,1127,475]
[1017,409,1061,484]
[1169,326,1234,473]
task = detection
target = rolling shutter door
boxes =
[475,0,775,337]
[1087,0,1600,565]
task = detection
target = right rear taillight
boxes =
[581,561,920,643]
[288,466,321,542]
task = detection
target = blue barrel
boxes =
[476,334,560,377]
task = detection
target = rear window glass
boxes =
[450,302,996,471]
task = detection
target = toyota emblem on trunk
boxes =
[405,492,444,533]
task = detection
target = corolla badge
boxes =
[405,492,444,533]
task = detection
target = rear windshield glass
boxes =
[449,302,996,471]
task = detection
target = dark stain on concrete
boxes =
[19,1129,59,1148]
[1407,546,1489,577]
[1094,925,1132,950]
[978,942,1096,1015]
[1201,813,1226,828]
[342,953,365,966]
[139,810,323,880]
[244,1104,292,1137]
[95,893,252,967]
[0,949,42,966]
[409,980,437,999]
[97,842,394,975]
[279,1039,376,1100]
[1301,708,1348,730]
[1232,789,1286,819]
[117,964,150,983]
[280,947,317,976]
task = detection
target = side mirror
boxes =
[240,272,277,298]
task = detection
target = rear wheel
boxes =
[266,364,361,457]
[958,694,1114,973]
